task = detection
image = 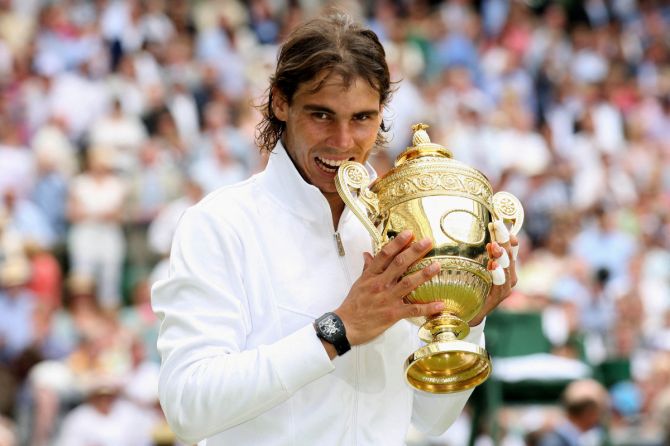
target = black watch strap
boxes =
[314,312,351,356]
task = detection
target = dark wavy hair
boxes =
[256,12,392,153]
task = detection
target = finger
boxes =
[489,261,505,286]
[506,234,518,287]
[493,258,513,299]
[498,246,510,268]
[362,252,374,270]
[398,301,446,320]
[491,220,510,244]
[491,221,515,278]
[392,261,440,298]
[486,241,494,258]
[508,238,518,288]
[367,230,413,274]
[382,237,433,283]
[488,242,501,258]
[510,234,519,261]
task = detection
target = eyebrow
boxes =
[303,104,380,117]
[303,104,335,114]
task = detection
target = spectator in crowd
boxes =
[67,146,127,310]
[31,149,70,246]
[54,375,149,446]
[88,98,148,174]
[538,379,610,446]
[0,258,37,364]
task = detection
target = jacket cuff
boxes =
[464,317,486,346]
[266,324,335,394]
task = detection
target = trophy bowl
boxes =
[335,123,523,393]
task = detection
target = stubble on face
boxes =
[272,72,383,199]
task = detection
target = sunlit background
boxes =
[0,0,669,445]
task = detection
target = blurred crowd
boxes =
[0,0,668,445]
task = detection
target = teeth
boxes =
[317,156,347,168]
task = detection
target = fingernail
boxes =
[428,262,440,274]
[491,265,506,285]
[433,302,446,312]
[498,249,510,268]
[512,244,519,261]
[399,230,412,241]
[493,220,510,244]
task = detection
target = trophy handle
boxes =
[492,191,524,235]
[335,162,383,250]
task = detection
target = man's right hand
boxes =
[334,230,444,347]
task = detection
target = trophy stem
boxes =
[417,312,470,344]
[435,331,457,342]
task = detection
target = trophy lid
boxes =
[395,123,453,166]
[371,123,494,213]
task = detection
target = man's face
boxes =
[273,72,383,195]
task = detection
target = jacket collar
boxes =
[258,141,376,226]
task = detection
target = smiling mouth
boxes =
[314,156,354,174]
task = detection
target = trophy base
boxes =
[404,341,491,393]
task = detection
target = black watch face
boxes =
[319,316,341,337]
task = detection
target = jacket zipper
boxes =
[334,232,345,256]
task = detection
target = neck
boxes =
[325,192,345,229]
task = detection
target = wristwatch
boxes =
[314,312,351,356]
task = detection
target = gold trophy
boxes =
[335,124,523,393]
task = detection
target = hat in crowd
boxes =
[0,258,31,288]
[80,372,125,397]
[66,273,96,295]
[563,378,609,410]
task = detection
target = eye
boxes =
[353,112,378,123]
[312,112,330,121]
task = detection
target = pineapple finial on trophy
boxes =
[396,123,453,166]
[411,123,431,146]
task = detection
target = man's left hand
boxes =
[469,223,519,326]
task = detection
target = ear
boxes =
[271,87,288,122]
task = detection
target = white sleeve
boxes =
[151,207,334,444]
[410,320,485,435]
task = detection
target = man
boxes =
[538,379,609,446]
[152,13,518,445]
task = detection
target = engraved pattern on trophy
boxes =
[492,191,524,235]
[404,256,492,344]
[334,123,524,394]
[376,165,493,213]
[335,162,382,249]
[342,162,365,186]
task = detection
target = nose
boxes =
[326,121,355,150]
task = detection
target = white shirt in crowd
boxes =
[152,143,484,445]
[56,398,159,446]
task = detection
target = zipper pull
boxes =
[334,232,346,257]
